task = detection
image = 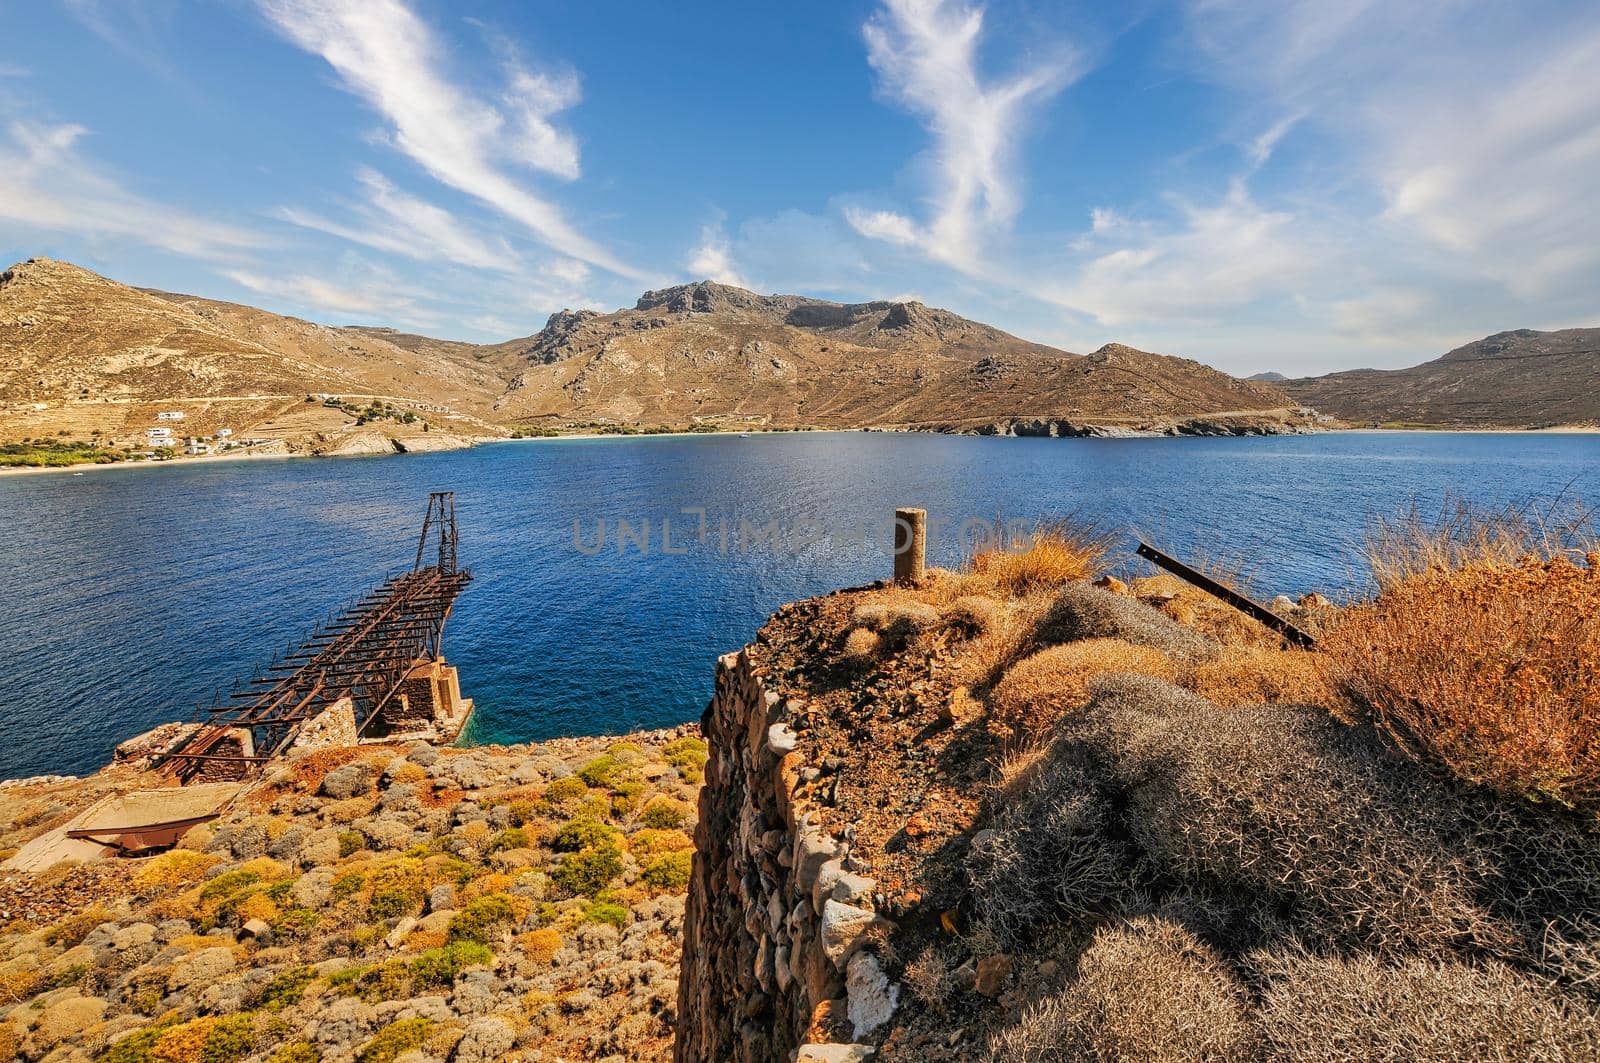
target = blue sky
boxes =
[3,0,1598,375]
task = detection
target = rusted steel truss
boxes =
[159,492,470,783]
[1135,541,1315,648]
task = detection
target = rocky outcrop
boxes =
[951,414,1319,438]
[677,651,888,1063]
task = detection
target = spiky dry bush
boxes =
[1034,582,1218,662]
[968,519,1113,596]
[903,944,959,1012]
[1076,678,1495,956]
[988,916,1257,1063]
[1323,551,1600,811]
[989,639,1175,743]
[1185,646,1334,707]
[967,746,1134,947]
[841,627,880,662]
[939,594,1004,638]
[1252,948,1600,1061]
[850,599,941,642]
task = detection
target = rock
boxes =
[830,873,876,906]
[975,953,1013,997]
[416,910,453,935]
[820,901,883,969]
[796,1045,876,1062]
[320,762,375,799]
[238,919,273,942]
[846,951,900,1038]
[385,917,417,949]
[169,946,236,990]
[767,723,798,757]
[111,923,155,951]
[511,761,546,785]
[299,827,343,867]
[454,1017,515,1063]
[1299,591,1331,608]
[362,813,416,851]
[427,884,456,914]
[1270,594,1296,613]
[35,995,106,1046]
[1094,575,1130,595]
[311,995,375,1049]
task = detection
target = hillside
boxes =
[0,260,1307,456]
[1282,328,1600,427]
[488,281,1299,432]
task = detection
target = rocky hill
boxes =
[487,282,1299,432]
[1,261,1306,454]
[1281,328,1600,427]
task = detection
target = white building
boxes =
[157,411,186,421]
[146,427,173,442]
[184,441,211,455]
[214,428,233,439]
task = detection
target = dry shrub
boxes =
[851,599,941,641]
[988,916,1256,1063]
[1185,647,1334,707]
[1131,574,1278,648]
[1072,678,1495,957]
[841,628,880,661]
[940,595,1003,638]
[133,850,220,890]
[969,519,1112,596]
[967,746,1133,947]
[903,945,958,1012]
[1323,552,1600,811]
[520,927,563,965]
[990,640,1175,743]
[1254,948,1600,1061]
[1035,582,1218,663]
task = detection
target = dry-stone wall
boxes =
[676,649,892,1063]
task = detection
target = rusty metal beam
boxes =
[1134,542,1315,649]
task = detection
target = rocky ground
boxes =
[0,729,706,1063]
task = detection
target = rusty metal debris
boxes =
[158,491,471,783]
[1135,541,1316,648]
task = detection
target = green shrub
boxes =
[552,843,623,897]
[355,1019,432,1063]
[543,777,588,808]
[448,894,516,945]
[366,860,426,919]
[325,964,371,994]
[354,960,413,1002]
[331,871,365,901]
[257,965,316,1009]
[338,831,365,858]
[410,941,492,988]
[552,817,621,852]
[641,850,693,892]
[486,827,528,854]
[200,1014,256,1063]
[200,869,262,903]
[577,755,622,789]
[639,797,690,830]
[611,781,646,816]
[102,1019,176,1063]
[267,1043,319,1063]
[582,902,628,929]
[664,737,709,783]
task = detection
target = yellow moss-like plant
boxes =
[991,639,1176,743]
[133,850,221,890]
[1186,648,1334,707]
[520,928,563,965]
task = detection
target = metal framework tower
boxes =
[158,491,471,783]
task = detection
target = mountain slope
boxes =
[486,281,1294,430]
[0,258,512,409]
[1281,328,1600,426]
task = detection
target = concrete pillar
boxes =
[893,507,926,584]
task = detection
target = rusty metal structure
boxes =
[158,492,471,783]
[1135,541,1315,648]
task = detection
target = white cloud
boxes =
[1184,1,1600,301]
[258,0,642,279]
[222,268,396,318]
[858,0,1077,268]
[277,168,521,272]
[685,222,754,290]
[1047,180,1315,325]
[0,120,266,259]
[0,63,29,78]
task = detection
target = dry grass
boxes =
[988,916,1257,1062]
[968,519,1114,596]
[1253,947,1600,1061]
[841,627,881,661]
[1323,549,1600,811]
[1185,646,1335,708]
[1130,574,1279,648]
[990,639,1176,743]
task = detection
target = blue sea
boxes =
[1,430,1595,780]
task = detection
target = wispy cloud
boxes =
[852,0,1078,269]
[0,120,266,259]
[685,220,754,290]
[277,168,522,272]
[258,0,642,279]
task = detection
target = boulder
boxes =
[454,1017,515,1063]
[320,762,376,799]
[846,951,900,1038]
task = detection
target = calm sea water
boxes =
[1,431,1594,780]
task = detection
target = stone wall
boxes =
[676,650,892,1063]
